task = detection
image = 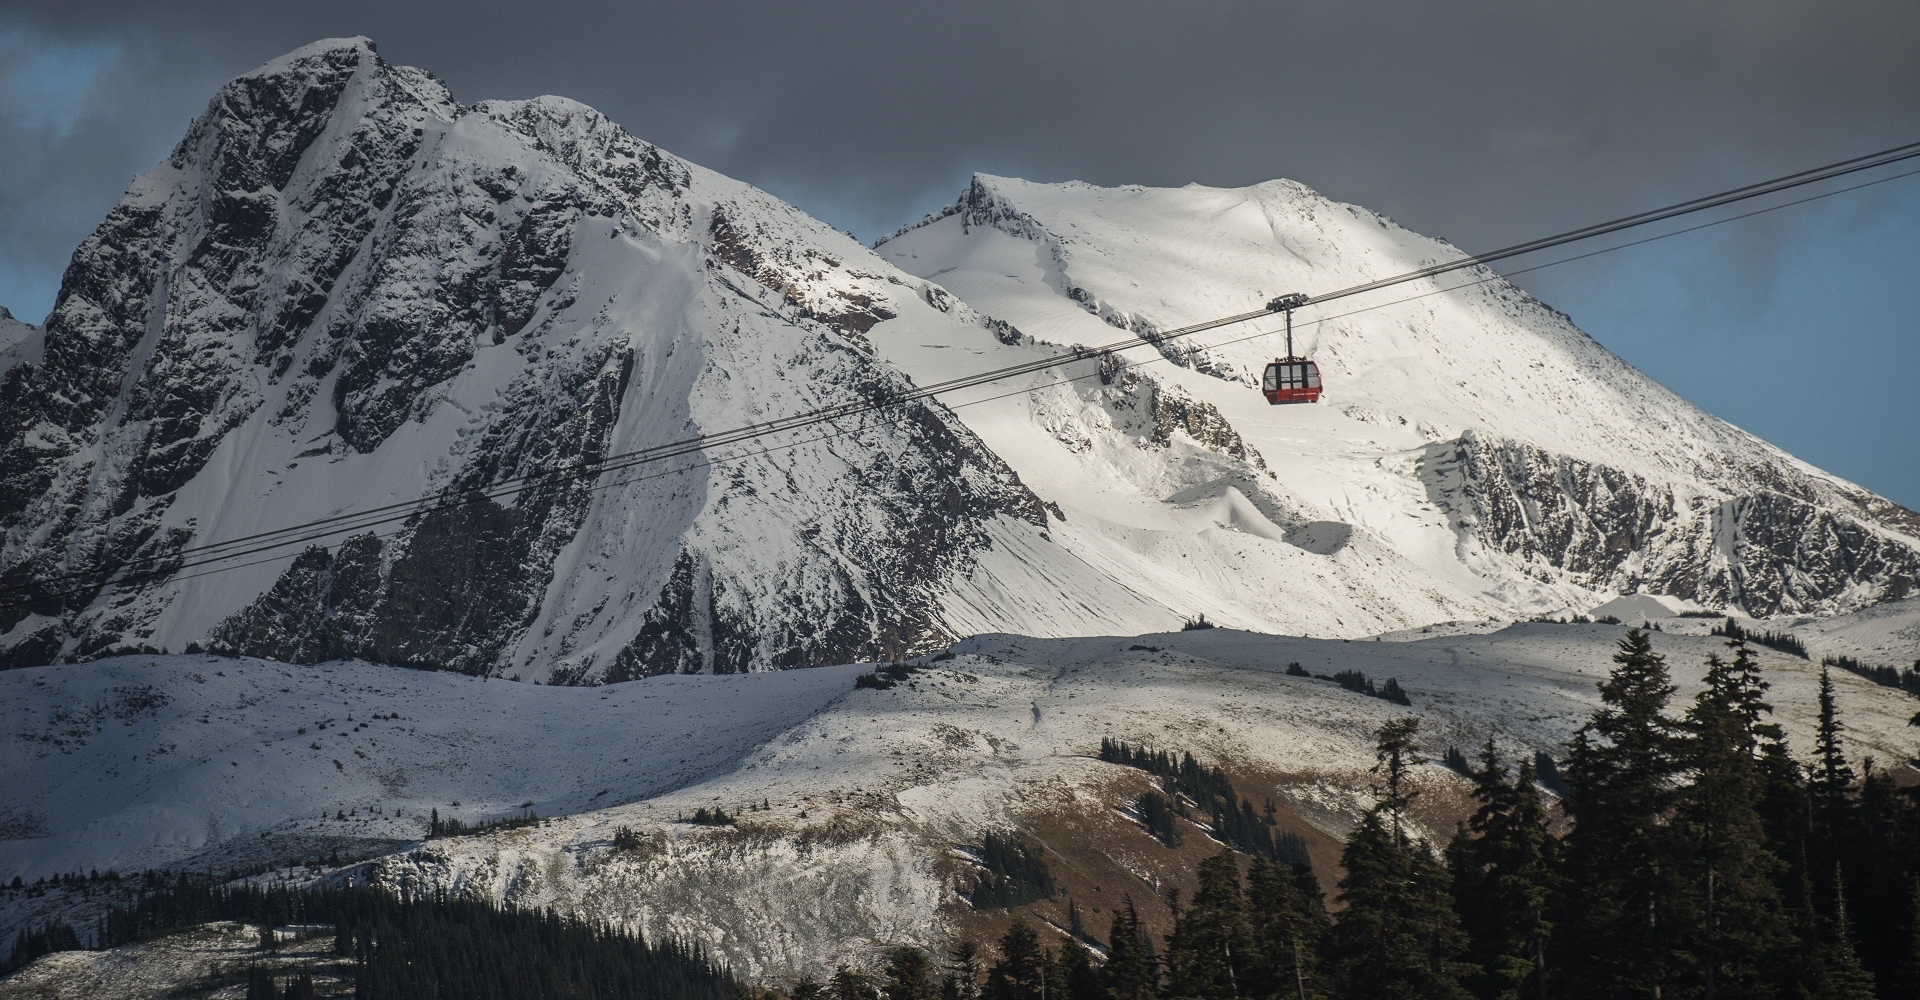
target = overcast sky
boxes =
[3,1,1916,504]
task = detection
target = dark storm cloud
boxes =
[2,1,1917,501]
[6,1,1917,268]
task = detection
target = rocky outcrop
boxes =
[1421,431,1920,615]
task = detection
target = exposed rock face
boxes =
[0,38,1045,679]
[1420,431,1918,615]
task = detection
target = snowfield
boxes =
[0,656,862,880]
[6,603,1916,979]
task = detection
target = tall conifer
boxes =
[1820,876,1879,1000]
[1245,855,1327,1000]
[1670,645,1791,997]
[1558,628,1683,998]
[1324,719,1473,1000]
[947,941,984,1000]
[1168,851,1256,1000]
[1102,900,1158,1000]
[989,920,1046,1000]
[1447,740,1556,1000]
[1810,664,1855,875]
[1058,940,1102,1000]
[886,947,937,1000]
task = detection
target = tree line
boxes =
[5,877,734,1000]
[1099,739,1310,866]
[1311,629,1920,998]
[1163,631,1916,998]
[770,851,1327,1000]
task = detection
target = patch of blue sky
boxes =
[0,26,122,140]
[1519,172,1920,508]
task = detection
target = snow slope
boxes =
[877,176,1920,622]
[0,653,861,879]
[0,308,40,375]
[6,609,1916,977]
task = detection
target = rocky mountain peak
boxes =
[1,38,1912,678]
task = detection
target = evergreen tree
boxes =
[1446,740,1555,1000]
[947,941,985,1000]
[887,947,938,1000]
[1168,851,1257,1000]
[1777,864,1832,999]
[1102,900,1159,1000]
[1843,761,1915,986]
[1754,734,1810,897]
[1058,939,1103,1000]
[989,920,1046,1000]
[834,965,880,1000]
[1326,812,1473,1000]
[1809,665,1855,868]
[1246,855,1327,1000]
[1370,717,1424,843]
[1818,876,1879,1000]
[1894,879,1920,1000]
[1670,645,1791,998]
[245,968,280,1000]
[1044,947,1069,1000]
[1324,718,1473,1000]
[1558,628,1683,999]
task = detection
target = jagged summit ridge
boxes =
[0,40,1055,678]
[0,39,1913,678]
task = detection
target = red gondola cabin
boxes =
[1262,358,1322,404]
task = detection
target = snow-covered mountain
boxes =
[0,38,1064,679]
[873,175,1920,622]
[1,37,1914,679]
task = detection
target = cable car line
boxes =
[5,141,1917,609]
[116,138,1920,569]
[1281,137,1920,314]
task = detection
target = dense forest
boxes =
[1098,738,1311,866]
[4,878,735,999]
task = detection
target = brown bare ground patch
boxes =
[937,757,1350,956]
